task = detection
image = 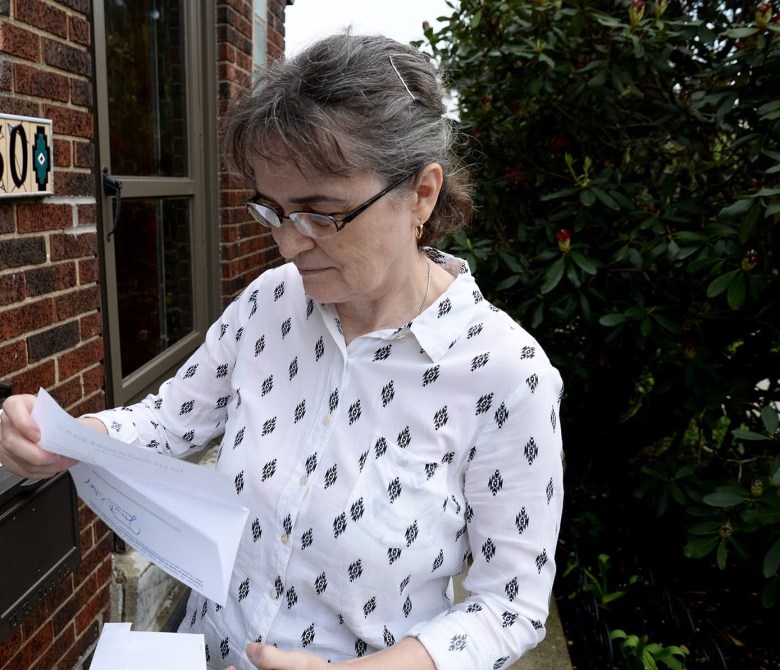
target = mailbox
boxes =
[0,384,81,643]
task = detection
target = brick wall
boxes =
[0,0,112,668]
[217,0,286,305]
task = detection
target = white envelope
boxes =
[32,389,249,606]
[90,622,206,670]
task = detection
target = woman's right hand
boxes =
[0,394,77,478]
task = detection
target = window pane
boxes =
[105,0,188,177]
[114,198,194,377]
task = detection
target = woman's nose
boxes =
[271,220,316,259]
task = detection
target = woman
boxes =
[0,33,563,670]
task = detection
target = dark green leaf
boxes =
[762,406,779,435]
[702,491,747,507]
[764,537,780,578]
[726,272,746,310]
[569,251,598,275]
[540,257,566,294]
[718,199,753,219]
[579,189,596,207]
[731,428,768,441]
[599,313,628,327]
[706,270,738,298]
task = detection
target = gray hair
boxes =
[221,32,472,246]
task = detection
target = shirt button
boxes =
[280,533,289,544]
[322,414,332,425]
[299,475,308,486]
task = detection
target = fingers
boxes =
[0,394,76,478]
[245,644,328,670]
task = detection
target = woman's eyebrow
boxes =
[254,189,349,207]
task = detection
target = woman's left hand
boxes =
[227,643,331,670]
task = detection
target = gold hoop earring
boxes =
[415,222,424,240]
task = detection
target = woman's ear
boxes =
[411,162,444,223]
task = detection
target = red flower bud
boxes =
[629,0,646,27]
[741,249,758,271]
[505,167,527,187]
[655,0,668,18]
[555,229,572,253]
[756,1,773,27]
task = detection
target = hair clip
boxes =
[389,56,416,102]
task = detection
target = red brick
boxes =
[8,621,53,670]
[0,207,14,234]
[79,312,102,339]
[0,297,54,339]
[42,38,91,77]
[50,230,97,261]
[57,338,104,378]
[0,56,12,91]
[68,14,90,46]
[0,94,40,118]
[0,626,23,669]
[53,170,95,197]
[53,138,72,167]
[0,23,40,62]
[70,77,91,106]
[43,104,93,139]
[81,362,105,396]
[14,63,69,101]
[70,391,106,416]
[25,262,78,297]
[54,284,100,320]
[0,236,47,269]
[75,584,109,635]
[16,0,68,39]
[79,523,94,555]
[60,618,100,669]
[50,375,83,408]
[76,203,96,227]
[17,203,74,233]
[74,140,93,168]
[78,256,99,283]
[0,271,26,305]
[29,623,75,670]
[0,339,27,376]
[8,360,56,394]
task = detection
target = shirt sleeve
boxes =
[406,359,564,670]
[84,286,257,456]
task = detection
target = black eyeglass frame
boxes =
[245,173,413,239]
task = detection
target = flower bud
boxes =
[750,479,764,498]
[555,229,571,253]
[655,0,668,18]
[756,1,773,27]
[741,249,758,271]
[719,521,732,538]
[629,0,646,27]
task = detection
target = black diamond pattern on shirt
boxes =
[184,364,198,379]
[363,597,376,617]
[383,626,395,646]
[234,427,245,449]
[261,417,276,436]
[314,572,327,595]
[261,375,274,396]
[275,576,283,599]
[283,514,292,535]
[306,298,314,318]
[235,327,244,342]
[432,549,444,571]
[505,577,519,601]
[433,406,449,430]
[286,586,298,609]
[403,595,412,617]
[388,547,402,564]
[333,513,347,538]
[551,406,557,431]
[305,453,318,475]
[217,363,228,378]
[405,520,419,547]
[442,451,455,464]
[466,603,482,613]
[179,400,194,415]
[219,323,228,339]
[388,477,402,502]
[467,323,483,339]
[482,538,496,563]
[329,389,339,412]
[502,611,518,628]
[520,345,536,359]
[516,508,529,535]
[437,298,452,318]
[273,282,285,301]
[234,471,244,494]
[422,365,440,386]
[494,402,509,428]
[546,477,554,504]
[201,600,208,618]
[254,335,265,356]
[315,336,324,361]
[381,380,395,407]
[449,634,467,651]
[301,528,313,550]
[531,618,544,630]
[216,395,230,409]
[471,352,489,371]
[293,400,306,423]
[397,426,411,448]
[251,518,262,541]
[350,497,364,521]
[526,373,538,392]
[488,469,503,495]
[220,637,229,659]
[301,624,314,647]
[289,357,298,380]
[494,656,510,669]
[475,393,493,415]
[373,344,392,361]
[465,503,474,523]
[355,639,367,657]
[261,459,277,481]
[358,450,368,472]
[324,464,338,488]
[238,578,250,601]
[348,559,363,582]
[348,400,362,424]
[281,318,292,338]
[425,463,438,479]
[536,549,549,573]
[524,437,538,465]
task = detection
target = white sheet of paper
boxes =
[90,622,206,670]
[32,389,249,606]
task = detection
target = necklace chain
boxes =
[416,261,432,318]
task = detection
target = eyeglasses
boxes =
[246,174,412,240]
